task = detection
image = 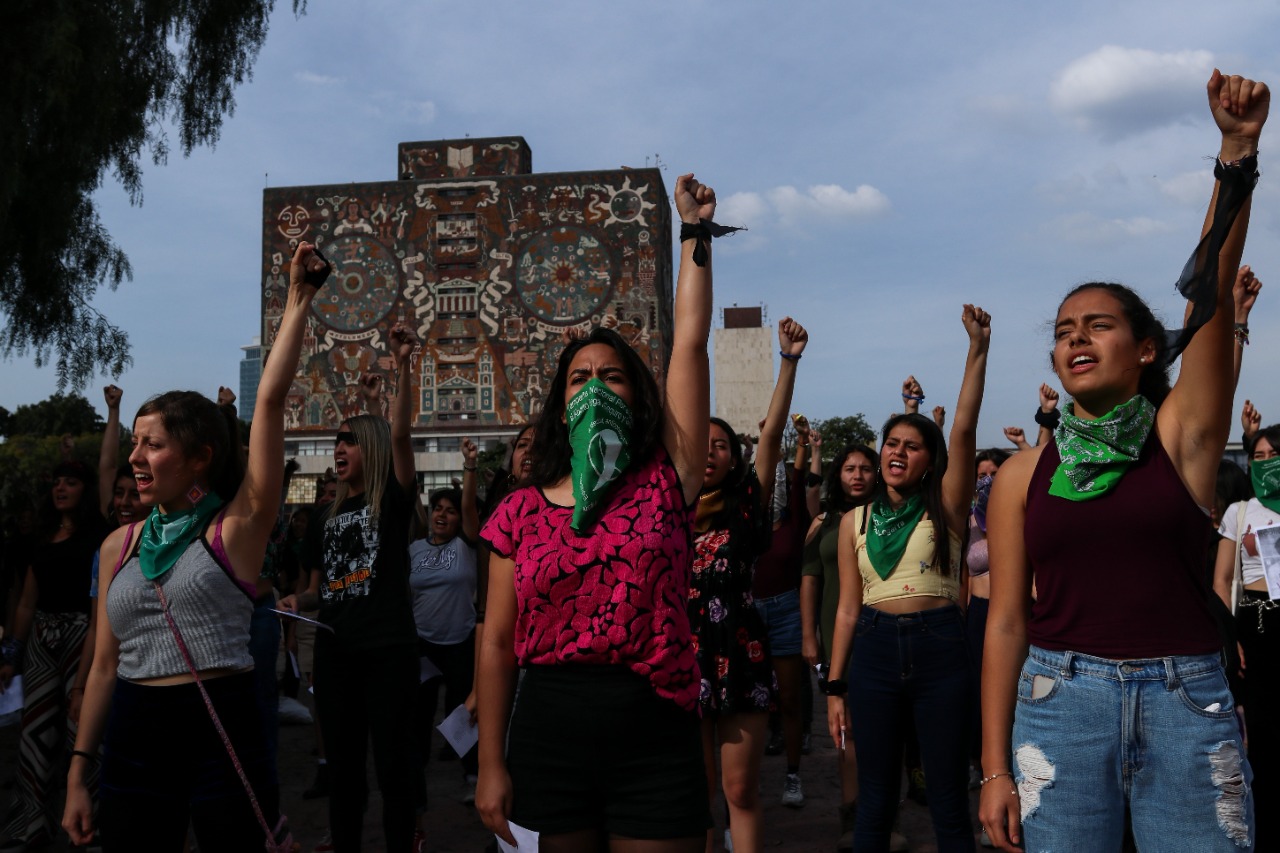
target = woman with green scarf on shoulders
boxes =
[825,304,991,853]
[979,70,1269,853]
[1214,422,1280,848]
[61,242,325,852]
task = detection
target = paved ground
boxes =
[0,676,980,852]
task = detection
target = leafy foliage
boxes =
[2,393,104,438]
[0,0,305,389]
[811,414,876,460]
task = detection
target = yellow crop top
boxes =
[854,505,963,606]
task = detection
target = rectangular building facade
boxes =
[714,307,774,437]
[261,136,673,438]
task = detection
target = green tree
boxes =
[1,0,305,389]
[3,393,104,438]
[811,414,876,460]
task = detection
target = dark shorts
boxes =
[508,665,711,839]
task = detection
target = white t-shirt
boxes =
[407,535,477,645]
[1219,498,1280,586]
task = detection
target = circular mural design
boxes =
[515,226,615,325]
[309,235,400,332]
[610,190,643,222]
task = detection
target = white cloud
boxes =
[1047,211,1175,244]
[1050,46,1213,140]
[1157,169,1211,205]
[717,191,769,227]
[766,184,891,226]
[294,71,342,85]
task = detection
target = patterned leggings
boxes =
[2,611,89,842]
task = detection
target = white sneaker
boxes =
[781,772,805,808]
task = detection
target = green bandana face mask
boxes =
[865,493,927,580]
[566,378,634,532]
[1049,396,1155,502]
[1251,455,1280,514]
[139,493,225,580]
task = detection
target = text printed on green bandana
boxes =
[567,378,634,531]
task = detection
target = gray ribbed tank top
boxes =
[106,534,254,680]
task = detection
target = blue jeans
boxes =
[847,604,974,853]
[754,588,802,656]
[1014,645,1254,852]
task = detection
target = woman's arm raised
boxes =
[224,242,326,574]
[942,305,991,528]
[663,173,715,506]
[755,318,808,506]
[388,323,419,495]
[97,385,122,516]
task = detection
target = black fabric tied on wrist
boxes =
[1034,409,1061,430]
[679,218,746,267]
[1161,154,1259,365]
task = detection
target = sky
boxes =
[6,1,1280,447]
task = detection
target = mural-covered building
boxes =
[260,137,673,497]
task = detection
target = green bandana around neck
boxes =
[1251,455,1280,515]
[566,378,634,532]
[1049,396,1155,502]
[139,493,225,580]
[865,493,927,580]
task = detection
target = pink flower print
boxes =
[747,640,764,663]
[716,655,730,679]
[707,597,726,623]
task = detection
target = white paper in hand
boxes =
[1253,526,1280,600]
[496,820,540,852]
[436,703,479,757]
[419,656,442,683]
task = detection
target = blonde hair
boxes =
[326,414,394,523]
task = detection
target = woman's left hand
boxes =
[962,304,992,346]
[464,689,478,724]
[826,694,847,751]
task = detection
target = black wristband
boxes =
[806,471,823,488]
[679,218,746,267]
[820,677,848,697]
[1033,408,1061,430]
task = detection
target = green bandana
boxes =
[1251,455,1280,515]
[1049,396,1155,502]
[567,378,634,532]
[865,494,926,580]
[139,494,225,581]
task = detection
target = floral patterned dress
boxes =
[689,469,778,715]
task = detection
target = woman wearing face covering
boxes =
[475,172,720,852]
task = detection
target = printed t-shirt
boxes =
[303,480,418,650]
[1219,498,1280,588]
[408,534,477,645]
[480,447,699,712]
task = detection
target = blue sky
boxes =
[6,1,1280,446]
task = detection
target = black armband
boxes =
[806,472,824,489]
[820,677,848,697]
[1033,409,1061,430]
[679,219,746,267]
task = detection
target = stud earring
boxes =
[186,482,208,505]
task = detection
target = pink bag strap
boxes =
[153,580,289,852]
[112,523,139,579]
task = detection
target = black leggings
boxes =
[98,673,278,853]
[314,637,421,852]
[419,632,478,778]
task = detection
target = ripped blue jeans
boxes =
[1013,646,1253,852]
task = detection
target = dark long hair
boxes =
[528,328,663,488]
[483,423,536,520]
[703,416,751,531]
[821,444,879,531]
[1055,282,1172,408]
[974,448,1010,481]
[868,413,954,576]
[135,391,245,503]
[38,460,105,540]
[1249,424,1280,462]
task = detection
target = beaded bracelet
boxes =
[979,771,1014,787]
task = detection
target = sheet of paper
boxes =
[269,608,335,633]
[1253,526,1280,600]
[419,655,442,683]
[288,651,300,679]
[0,675,24,718]
[436,703,479,757]
[496,820,540,852]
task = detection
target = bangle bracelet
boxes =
[979,771,1013,787]
[780,351,801,361]
[71,749,98,764]
[901,393,925,402]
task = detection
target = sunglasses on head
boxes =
[335,431,358,447]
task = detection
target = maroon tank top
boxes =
[1024,435,1219,658]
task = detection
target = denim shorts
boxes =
[1012,645,1253,852]
[753,588,802,656]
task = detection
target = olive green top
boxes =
[801,513,843,665]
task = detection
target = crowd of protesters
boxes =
[0,69,1273,853]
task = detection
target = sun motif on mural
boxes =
[515,226,615,325]
[601,177,657,227]
[309,234,400,333]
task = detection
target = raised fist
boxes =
[1234,266,1263,322]
[1039,384,1060,413]
[674,173,717,225]
[389,323,418,369]
[1207,69,1270,146]
[779,317,809,358]
[103,385,122,410]
[217,386,236,407]
[961,304,992,344]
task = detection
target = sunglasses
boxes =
[334,431,358,447]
